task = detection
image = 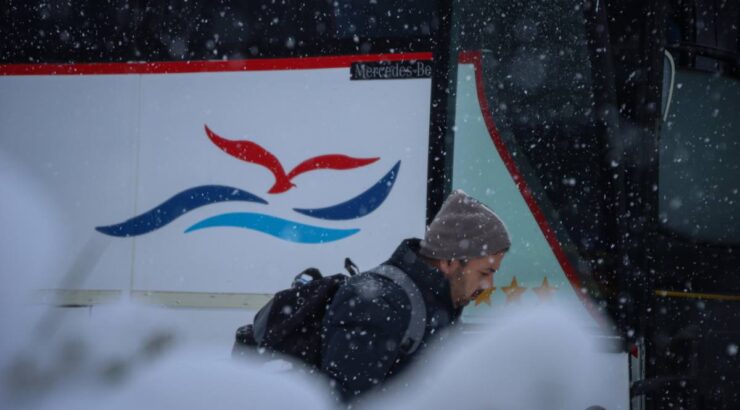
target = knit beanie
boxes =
[419,189,511,260]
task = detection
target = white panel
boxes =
[0,75,138,290]
[2,61,431,296]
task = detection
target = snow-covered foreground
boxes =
[1,299,625,410]
[0,302,337,410]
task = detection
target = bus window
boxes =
[659,55,740,244]
[0,0,439,63]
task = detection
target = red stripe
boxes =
[0,52,433,76]
[462,50,601,317]
[458,51,480,64]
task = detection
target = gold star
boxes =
[533,276,557,302]
[474,287,495,306]
[501,276,527,304]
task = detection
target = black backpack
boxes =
[232,259,427,369]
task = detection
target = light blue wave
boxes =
[185,212,360,243]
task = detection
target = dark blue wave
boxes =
[96,185,268,237]
[293,161,400,220]
[185,212,360,243]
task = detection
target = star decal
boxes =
[533,276,557,302]
[501,276,527,304]
[474,287,495,306]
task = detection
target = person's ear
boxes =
[439,259,462,279]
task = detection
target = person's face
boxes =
[440,252,506,308]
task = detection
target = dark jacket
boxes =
[320,238,462,401]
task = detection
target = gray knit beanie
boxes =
[419,189,511,260]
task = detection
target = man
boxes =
[320,189,510,401]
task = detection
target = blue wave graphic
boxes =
[185,212,360,243]
[293,161,401,220]
[96,185,268,237]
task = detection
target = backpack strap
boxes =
[252,298,274,344]
[371,264,427,355]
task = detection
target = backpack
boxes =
[232,259,427,369]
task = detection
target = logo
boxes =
[96,125,400,243]
[350,60,433,80]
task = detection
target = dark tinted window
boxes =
[660,59,740,244]
[0,0,438,63]
[452,0,607,259]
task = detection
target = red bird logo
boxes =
[204,125,380,194]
